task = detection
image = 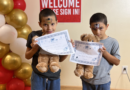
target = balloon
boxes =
[0,84,6,90]
[0,0,14,14]
[10,38,27,56]
[6,78,25,90]
[0,58,2,66]
[17,24,32,40]
[13,0,26,11]
[14,63,32,80]
[0,65,14,84]
[0,42,9,58]
[0,24,17,44]
[24,87,31,90]
[5,9,27,29]
[23,77,31,86]
[0,14,5,27]
[2,52,22,70]
[20,55,32,64]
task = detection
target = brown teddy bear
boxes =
[74,34,100,79]
[31,35,60,73]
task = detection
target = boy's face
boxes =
[90,22,109,40]
[39,15,58,35]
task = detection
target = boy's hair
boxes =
[39,8,57,23]
[90,13,107,25]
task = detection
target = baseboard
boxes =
[61,86,82,90]
[111,89,129,90]
[61,86,129,90]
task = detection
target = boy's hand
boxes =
[30,40,39,51]
[99,46,106,55]
[69,39,75,47]
[31,40,38,47]
[30,35,39,49]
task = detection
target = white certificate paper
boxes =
[70,40,103,66]
[35,30,75,55]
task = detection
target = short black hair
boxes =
[90,13,107,25]
[39,8,57,22]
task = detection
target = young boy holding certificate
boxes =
[25,8,68,90]
[81,13,121,90]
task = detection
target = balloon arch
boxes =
[0,0,32,90]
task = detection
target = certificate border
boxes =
[36,30,74,55]
[70,41,102,66]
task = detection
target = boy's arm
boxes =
[59,55,68,62]
[25,31,40,59]
[100,47,120,66]
[25,44,39,59]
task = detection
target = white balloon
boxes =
[10,38,27,56]
[0,24,17,44]
[20,54,32,64]
[0,14,5,27]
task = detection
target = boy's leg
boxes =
[95,81,111,90]
[46,78,60,90]
[31,71,46,90]
[82,79,94,90]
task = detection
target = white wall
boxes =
[25,0,130,89]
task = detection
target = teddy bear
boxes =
[31,35,60,73]
[74,34,100,79]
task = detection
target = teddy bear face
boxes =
[80,34,100,42]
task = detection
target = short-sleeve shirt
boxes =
[81,37,121,85]
[26,30,61,80]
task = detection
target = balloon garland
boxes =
[0,0,32,90]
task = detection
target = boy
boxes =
[25,8,68,90]
[81,13,120,90]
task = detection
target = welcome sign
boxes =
[40,0,81,22]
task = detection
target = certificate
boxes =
[70,40,103,66]
[35,30,75,55]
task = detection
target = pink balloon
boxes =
[13,0,26,11]
[24,87,31,90]
[10,38,27,56]
[0,14,5,27]
[0,65,14,84]
[6,78,25,90]
[0,24,17,44]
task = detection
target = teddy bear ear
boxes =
[80,34,87,41]
[94,35,100,41]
